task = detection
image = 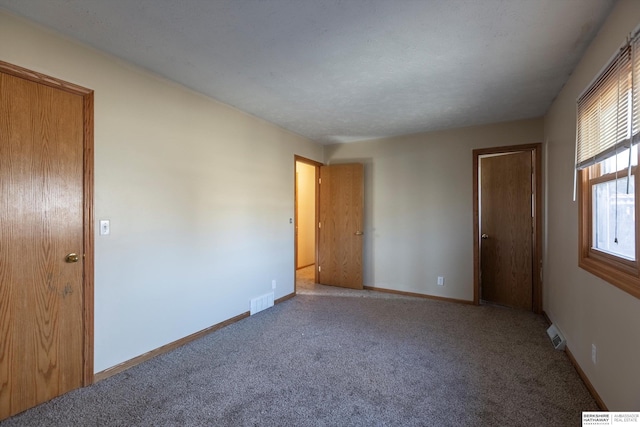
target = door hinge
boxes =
[319,178,321,184]
[318,222,321,228]
[318,266,321,272]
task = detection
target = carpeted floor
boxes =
[2,273,596,426]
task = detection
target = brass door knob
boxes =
[65,253,79,263]
[355,231,364,236]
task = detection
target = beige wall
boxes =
[544,0,640,410]
[4,2,638,409]
[0,10,323,372]
[325,118,543,301]
[296,162,316,268]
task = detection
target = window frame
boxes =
[578,156,640,298]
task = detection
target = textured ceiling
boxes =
[0,0,616,144]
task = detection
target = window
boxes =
[576,33,640,298]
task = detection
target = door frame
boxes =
[294,155,322,289]
[0,61,95,385]
[473,143,542,313]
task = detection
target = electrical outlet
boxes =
[437,276,444,286]
[592,344,597,364]
[272,279,276,290]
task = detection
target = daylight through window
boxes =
[576,30,640,298]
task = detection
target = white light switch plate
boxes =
[100,220,110,235]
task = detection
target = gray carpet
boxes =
[2,287,596,426]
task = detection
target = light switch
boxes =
[100,220,110,235]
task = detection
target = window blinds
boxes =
[576,33,640,170]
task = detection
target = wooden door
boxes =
[318,164,364,289]
[480,151,533,310]
[1,65,91,419]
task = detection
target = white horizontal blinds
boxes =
[632,35,640,142]
[576,45,632,170]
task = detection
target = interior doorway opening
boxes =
[294,157,365,292]
[294,156,321,293]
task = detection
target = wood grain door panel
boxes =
[318,164,364,289]
[1,70,85,419]
[480,151,533,310]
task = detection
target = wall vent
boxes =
[250,292,274,315]
[546,324,566,350]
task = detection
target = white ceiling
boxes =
[0,0,616,144]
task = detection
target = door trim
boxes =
[473,143,542,313]
[0,61,95,385]
[294,156,322,288]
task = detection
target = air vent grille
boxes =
[546,324,566,351]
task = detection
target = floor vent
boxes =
[546,324,566,350]
[250,292,274,315]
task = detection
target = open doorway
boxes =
[294,157,365,292]
[294,156,321,292]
